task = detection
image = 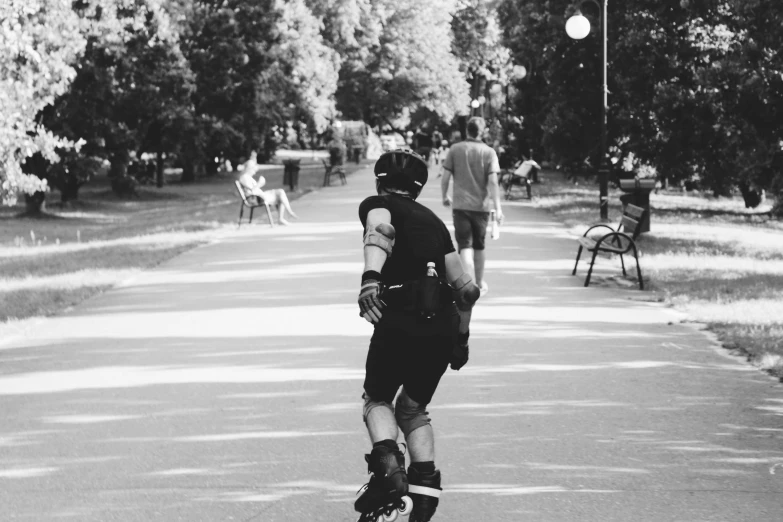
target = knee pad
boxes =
[362,394,394,424]
[394,393,430,438]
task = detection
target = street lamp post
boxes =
[566,0,609,220]
[504,65,527,150]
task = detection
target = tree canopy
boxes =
[0,0,85,205]
[497,0,783,207]
[328,0,470,130]
[2,0,782,214]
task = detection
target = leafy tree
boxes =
[498,0,600,169]
[451,0,513,139]
[329,0,470,131]
[498,0,783,210]
[0,0,86,209]
[43,0,195,196]
[181,0,338,176]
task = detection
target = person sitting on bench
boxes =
[238,152,298,225]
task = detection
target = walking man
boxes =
[440,117,503,295]
[355,149,480,522]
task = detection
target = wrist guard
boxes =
[362,270,383,285]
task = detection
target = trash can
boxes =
[618,178,655,232]
[283,159,301,192]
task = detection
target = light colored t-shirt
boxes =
[239,172,268,200]
[443,139,500,212]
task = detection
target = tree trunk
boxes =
[180,159,196,183]
[205,159,218,177]
[156,151,164,188]
[59,184,80,203]
[109,151,130,179]
[458,116,467,141]
[24,191,47,215]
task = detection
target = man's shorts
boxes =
[453,209,490,251]
[363,312,457,406]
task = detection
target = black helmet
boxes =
[374,149,428,199]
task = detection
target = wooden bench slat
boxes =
[621,216,639,233]
[624,204,645,219]
[578,236,626,254]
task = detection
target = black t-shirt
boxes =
[359,194,455,285]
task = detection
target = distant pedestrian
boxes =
[440,117,503,295]
[414,128,433,162]
[432,129,443,151]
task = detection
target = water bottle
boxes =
[489,210,500,240]
[421,262,439,318]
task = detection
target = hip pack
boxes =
[382,277,453,318]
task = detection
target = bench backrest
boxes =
[620,204,645,240]
[234,180,251,205]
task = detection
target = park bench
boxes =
[233,180,274,228]
[499,159,540,200]
[322,159,347,187]
[572,203,646,290]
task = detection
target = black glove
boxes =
[358,272,385,324]
[450,331,470,371]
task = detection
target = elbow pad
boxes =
[451,273,480,311]
[364,222,396,257]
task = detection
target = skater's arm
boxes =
[445,252,478,335]
[444,251,466,284]
[363,208,393,273]
[359,207,393,324]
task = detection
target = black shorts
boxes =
[363,311,457,405]
[453,209,489,251]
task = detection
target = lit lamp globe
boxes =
[470,99,480,109]
[565,14,591,40]
[512,65,527,80]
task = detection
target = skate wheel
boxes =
[398,496,413,516]
[382,510,398,522]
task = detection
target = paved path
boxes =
[1,167,782,521]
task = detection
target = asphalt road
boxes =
[1,166,782,522]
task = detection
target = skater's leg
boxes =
[363,395,399,443]
[395,390,434,462]
[408,463,442,522]
[407,425,435,463]
[356,401,410,518]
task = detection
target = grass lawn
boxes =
[521,169,783,379]
[0,159,367,327]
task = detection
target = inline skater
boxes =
[355,149,481,522]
